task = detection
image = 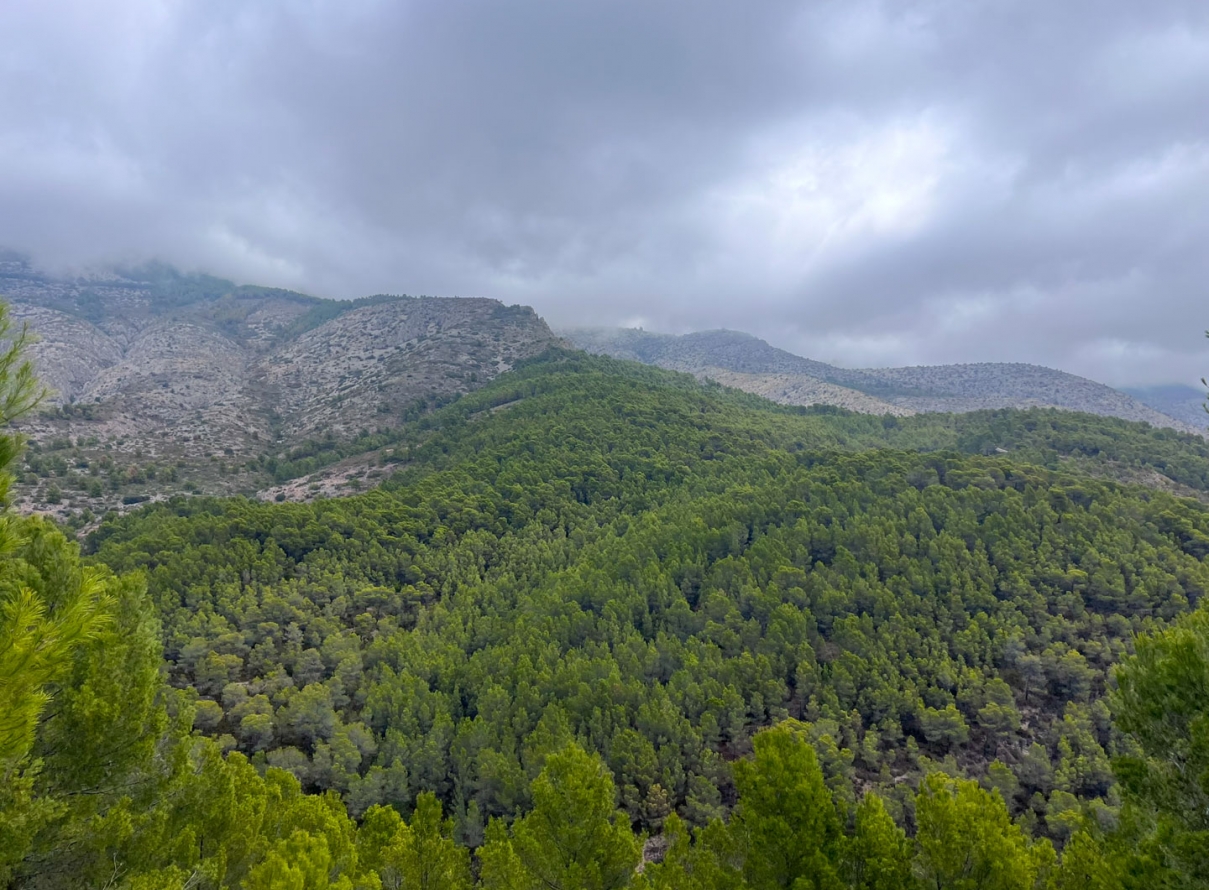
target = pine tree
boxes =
[726,722,845,890]
[844,794,916,890]
[376,792,471,890]
[1112,605,1209,885]
[914,773,1054,890]
[480,743,640,890]
[0,302,115,884]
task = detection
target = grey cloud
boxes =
[1,0,1207,385]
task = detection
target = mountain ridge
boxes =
[562,325,1199,433]
[1,255,560,520]
[4,252,1202,525]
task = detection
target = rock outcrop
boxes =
[1,255,559,519]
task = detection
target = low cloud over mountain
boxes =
[2,1,1207,385]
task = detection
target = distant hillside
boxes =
[863,362,1194,428]
[565,327,892,391]
[1,254,559,519]
[1122,383,1206,430]
[563,326,1196,432]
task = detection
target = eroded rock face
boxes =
[1,256,559,520]
[7,305,124,402]
[264,299,550,437]
[6,265,556,447]
[693,367,915,416]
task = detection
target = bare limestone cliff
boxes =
[0,255,559,521]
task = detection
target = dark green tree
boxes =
[1112,605,1209,885]
[844,794,916,890]
[724,722,845,890]
[914,773,1053,890]
[480,743,640,890]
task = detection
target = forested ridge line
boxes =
[6,340,1209,887]
[255,349,1209,493]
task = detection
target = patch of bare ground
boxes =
[257,449,404,503]
[695,367,914,416]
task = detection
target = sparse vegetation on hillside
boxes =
[0,257,560,519]
[565,326,1196,432]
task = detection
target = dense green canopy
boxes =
[4,346,1209,887]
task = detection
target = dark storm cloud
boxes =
[1,0,1207,384]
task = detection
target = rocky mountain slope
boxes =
[1,254,559,521]
[4,250,1199,525]
[563,327,1196,432]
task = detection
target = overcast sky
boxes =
[2,1,1207,385]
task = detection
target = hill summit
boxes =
[0,254,559,517]
[563,326,1197,432]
